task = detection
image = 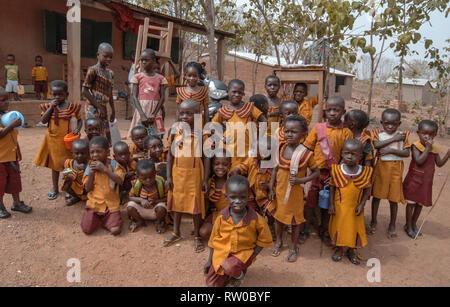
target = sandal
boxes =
[271,242,282,257]
[65,196,81,206]
[298,231,310,244]
[332,248,343,262]
[404,225,416,239]
[0,205,11,218]
[163,232,182,247]
[11,201,32,213]
[194,237,205,253]
[347,249,360,265]
[287,248,298,262]
[47,191,59,200]
[368,222,377,235]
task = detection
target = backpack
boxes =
[316,122,338,169]
[133,175,165,199]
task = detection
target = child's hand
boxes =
[50,99,59,107]
[328,204,335,215]
[65,172,76,182]
[355,204,364,216]
[166,178,174,191]
[425,139,433,148]
[110,111,115,123]
[90,161,107,173]
[140,199,152,209]
[379,147,392,156]
[290,175,305,186]
[394,132,406,142]
[8,118,22,129]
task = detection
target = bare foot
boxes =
[129,220,144,232]
[387,225,397,238]
[156,221,167,234]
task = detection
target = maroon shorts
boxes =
[81,207,122,234]
[205,255,253,287]
[34,81,48,94]
[305,168,330,208]
[0,162,22,197]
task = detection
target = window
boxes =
[43,10,112,58]
[335,75,346,93]
[123,31,179,64]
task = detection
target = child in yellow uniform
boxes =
[292,83,319,127]
[268,116,319,262]
[31,55,48,100]
[84,118,103,143]
[265,75,282,136]
[328,139,373,265]
[113,141,135,204]
[303,96,353,245]
[370,108,410,238]
[144,135,167,180]
[129,125,148,162]
[343,109,374,166]
[199,150,232,242]
[61,139,90,206]
[176,62,209,124]
[164,99,208,252]
[204,175,273,287]
[212,79,267,170]
[0,88,31,218]
[127,159,167,233]
[34,80,82,200]
[81,136,125,236]
[274,100,299,145]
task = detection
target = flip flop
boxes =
[332,248,343,262]
[287,248,298,262]
[404,225,416,239]
[11,201,32,213]
[347,249,360,265]
[47,191,59,200]
[271,242,282,257]
[163,232,182,247]
[194,237,205,253]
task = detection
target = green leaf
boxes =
[425,39,433,49]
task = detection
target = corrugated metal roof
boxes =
[386,77,434,88]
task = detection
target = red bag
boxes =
[316,122,337,169]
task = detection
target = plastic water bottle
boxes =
[70,113,78,133]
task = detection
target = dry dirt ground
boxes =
[1,86,449,287]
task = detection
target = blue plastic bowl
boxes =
[1,111,24,129]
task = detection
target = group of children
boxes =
[1,42,449,287]
[4,54,49,101]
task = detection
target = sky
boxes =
[234,0,449,63]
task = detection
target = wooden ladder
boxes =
[133,18,174,75]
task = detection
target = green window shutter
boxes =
[93,22,112,55]
[123,31,138,60]
[43,10,57,53]
[81,18,94,58]
[171,37,179,64]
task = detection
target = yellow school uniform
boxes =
[371,130,410,203]
[0,114,19,163]
[207,176,228,223]
[328,164,373,248]
[212,102,262,170]
[266,143,317,225]
[129,143,146,161]
[303,122,353,170]
[34,103,82,172]
[208,206,273,275]
[297,95,318,126]
[236,158,273,208]
[62,159,87,200]
[167,128,205,218]
[82,160,125,213]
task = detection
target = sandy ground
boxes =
[1,86,450,287]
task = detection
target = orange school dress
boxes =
[167,128,206,218]
[297,95,319,126]
[208,206,273,276]
[61,159,87,200]
[371,130,410,204]
[212,102,263,170]
[176,86,209,114]
[328,164,373,248]
[266,143,317,225]
[34,103,82,172]
[206,176,229,223]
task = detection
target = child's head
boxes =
[153,58,161,74]
[0,87,9,113]
[293,83,308,103]
[7,54,15,65]
[113,141,131,166]
[227,79,245,105]
[225,175,250,214]
[284,115,308,145]
[71,139,90,164]
[184,62,203,88]
[35,55,43,66]
[344,109,369,133]
[89,136,109,162]
[265,75,280,98]
[85,118,102,139]
[50,80,69,104]
[279,100,299,123]
[135,159,156,188]
[140,48,157,73]
[325,96,346,125]
[131,126,148,150]
[417,120,438,146]
[97,43,114,67]
[381,108,402,134]
[250,94,269,116]
[341,139,363,167]
[212,149,232,179]
[178,99,199,127]
[144,134,164,161]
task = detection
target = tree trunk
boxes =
[254,0,281,66]
[398,53,404,105]
[252,56,261,95]
[199,0,218,78]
